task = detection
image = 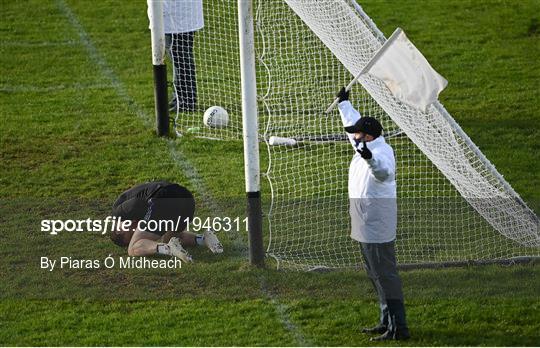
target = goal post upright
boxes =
[238,0,265,267]
[148,0,169,136]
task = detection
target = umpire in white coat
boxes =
[337,87,410,341]
[157,0,204,112]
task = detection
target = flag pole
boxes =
[325,28,403,114]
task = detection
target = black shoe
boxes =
[361,324,387,335]
[370,327,410,341]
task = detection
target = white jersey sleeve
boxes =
[337,100,361,150]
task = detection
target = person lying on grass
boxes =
[109,181,223,263]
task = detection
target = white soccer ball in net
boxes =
[203,106,229,128]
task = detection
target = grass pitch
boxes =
[1,0,539,346]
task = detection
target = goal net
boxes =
[166,0,539,270]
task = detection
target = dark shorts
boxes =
[112,182,195,236]
[144,185,195,236]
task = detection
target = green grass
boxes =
[1,265,539,345]
[1,297,539,346]
[1,0,539,346]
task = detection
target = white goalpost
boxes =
[147,0,169,136]
[238,0,265,267]
[150,0,539,270]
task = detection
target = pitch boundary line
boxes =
[1,40,79,48]
[0,83,114,93]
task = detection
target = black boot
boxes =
[361,323,387,334]
[370,328,410,341]
[370,300,410,341]
[361,306,388,334]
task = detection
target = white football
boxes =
[203,106,229,128]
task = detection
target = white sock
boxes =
[195,234,205,246]
[156,243,171,255]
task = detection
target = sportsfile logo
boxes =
[40,216,178,236]
[41,216,123,235]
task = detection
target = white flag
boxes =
[364,28,447,112]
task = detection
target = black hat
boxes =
[344,117,383,138]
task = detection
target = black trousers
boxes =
[360,241,404,324]
[166,32,197,111]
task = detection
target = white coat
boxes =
[151,0,204,34]
[338,101,397,243]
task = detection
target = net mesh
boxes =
[168,0,539,270]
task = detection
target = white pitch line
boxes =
[55,1,309,345]
[0,40,79,48]
[0,83,114,93]
[259,276,313,346]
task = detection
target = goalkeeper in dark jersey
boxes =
[109,181,222,263]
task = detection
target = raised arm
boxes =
[337,100,361,150]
